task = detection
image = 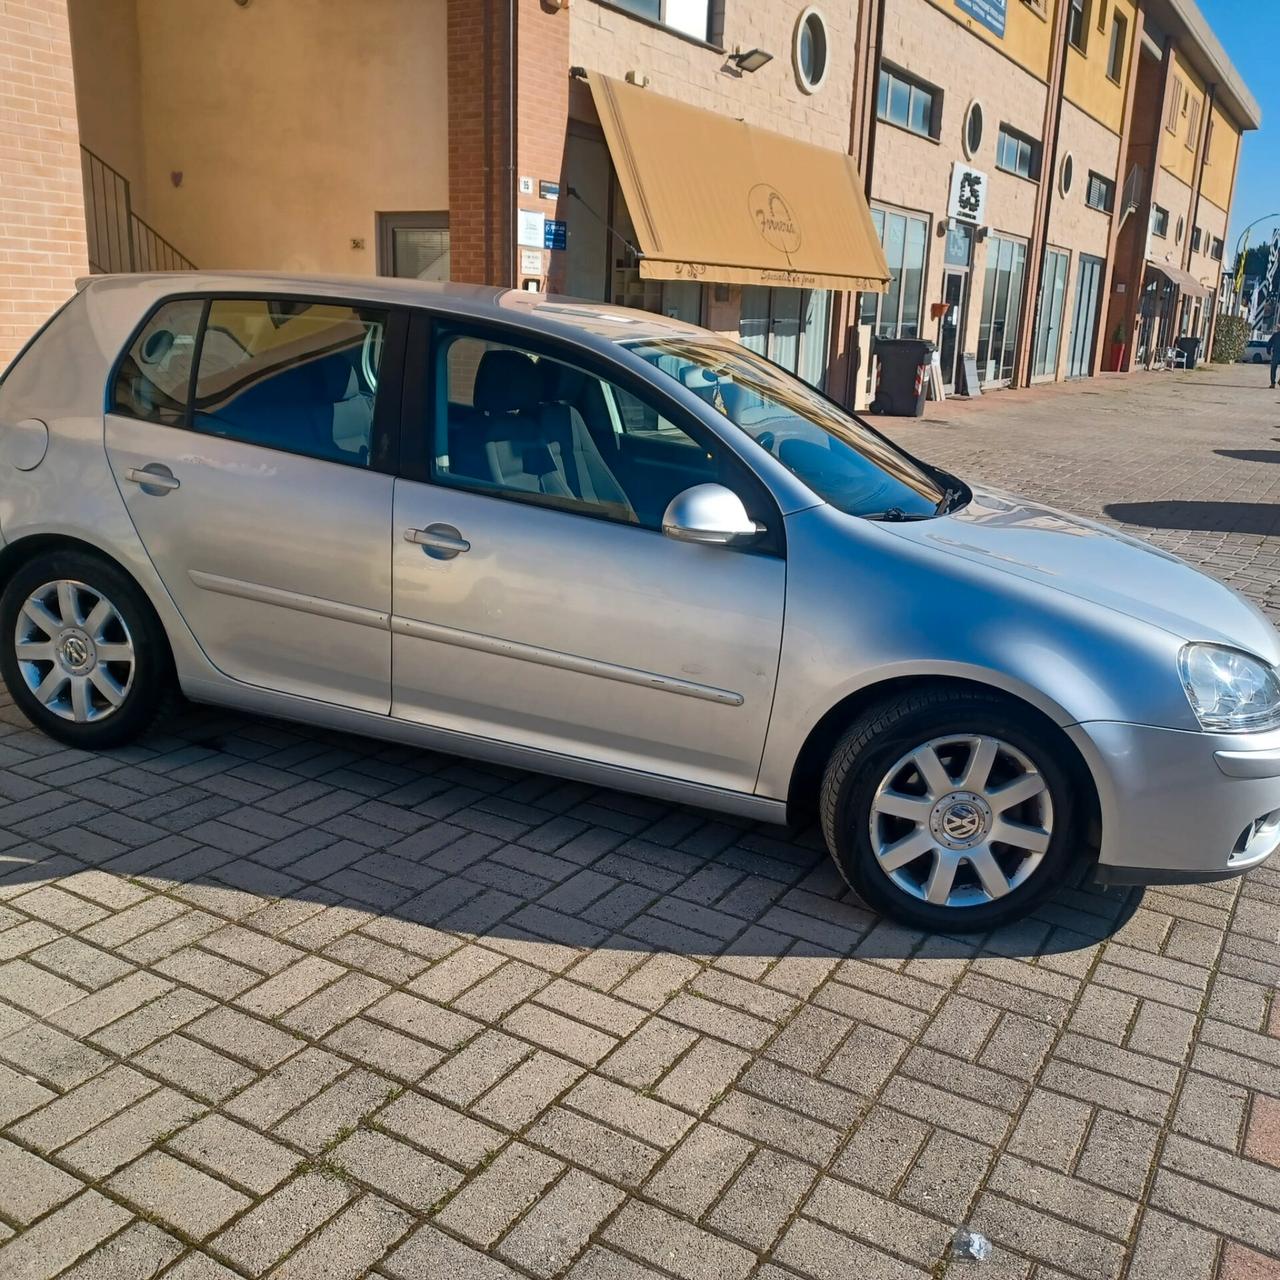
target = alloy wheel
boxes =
[14,579,135,723]
[868,733,1054,908]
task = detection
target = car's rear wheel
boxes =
[0,551,173,749]
[820,688,1082,931]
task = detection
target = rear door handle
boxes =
[125,464,180,494]
[405,524,470,559]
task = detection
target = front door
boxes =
[104,294,399,713]
[390,321,786,794]
[1031,248,1070,381]
[939,271,967,390]
[1067,254,1103,378]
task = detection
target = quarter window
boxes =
[191,298,388,468]
[111,298,203,427]
[996,125,1040,180]
[877,66,939,139]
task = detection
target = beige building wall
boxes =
[1151,165,1193,266]
[1200,99,1240,213]
[1160,48,1203,188]
[1062,0,1136,136]
[1188,193,1226,294]
[68,0,451,274]
[569,2,858,151]
[875,0,1046,359]
[0,0,89,368]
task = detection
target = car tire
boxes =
[819,687,1082,932]
[0,550,175,749]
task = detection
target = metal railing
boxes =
[80,146,196,274]
[1118,163,1144,229]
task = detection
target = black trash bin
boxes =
[1175,336,1200,370]
[871,338,936,416]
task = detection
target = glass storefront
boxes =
[1031,247,1070,380]
[860,207,929,338]
[740,285,833,390]
[976,234,1028,386]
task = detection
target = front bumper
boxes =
[1068,720,1280,884]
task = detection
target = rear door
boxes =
[104,294,404,713]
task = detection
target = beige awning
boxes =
[588,72,889,294]
[1146,258,1211,298]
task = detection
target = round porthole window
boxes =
[1175,215,1185,244]
[794,8,829,94]
[963,102,984,159]
[1059,152,1074,197]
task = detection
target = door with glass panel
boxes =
[378,213,450,281]
[1067,254,1103,378]
[1031,248,1070,381]
[976,234,1027,387]
[739,286,833,388]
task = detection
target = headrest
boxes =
[680,365,719,389]
[474,348,543,414]
[542,358,587,405]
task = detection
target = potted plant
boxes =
[1105,321,1127,372]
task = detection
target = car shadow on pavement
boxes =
[1104,500,1280,536]
[1214,448,1280,464]
[0,705,1142,967]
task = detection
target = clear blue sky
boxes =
[1197,0,1278,262]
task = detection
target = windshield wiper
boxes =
[936,485,967,515]
[864,507,932,522]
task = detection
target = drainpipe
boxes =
[1184,82,1215,349]
[1013,0,1071,388]
[507,0,518,287]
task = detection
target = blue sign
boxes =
[544,219,567,251]
[956,0,1005,37]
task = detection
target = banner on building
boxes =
[955,0,1006,38]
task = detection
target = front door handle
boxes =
[125,464,180,495]
[405,524,470,559]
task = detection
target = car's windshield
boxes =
[623,337,949,520]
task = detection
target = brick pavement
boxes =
[0,364,1278,1279]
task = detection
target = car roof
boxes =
[78,271,712,353]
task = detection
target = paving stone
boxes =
[330,1128,462,1212]
[971,1192,1125,1280]
[1076,1109,1161,1199]
[1174,1070,1249,1149]
[166,1113,298,1194]
[8,1064,153,1151]
[831,1105,930,1192]
[110,1158,244,1248]
[133,1034,255,1103]
[385,1224,523,1279]
[224,1046,347,1128]
[707,1146,817,1251]
[0,1189,132,1280]
[211,1174,354,1274]
[0,1136,84,1224]
[59,1087,206,1178]
[498,1168,627,1277]
[772,1217,928,1280]
[805,1176,952,1266]
[989,1153,1138,1239]
[527,1105,662,1188]
[642,1123,753,1217]
[602,1200,755,1280]
[898,1127,992,1221]
[566,1072,694,1147]
[654,1036,751,1113]
[183,1005,303,1069]
[422,1028,531,1105]
[711,1089,843,1163]
[434,1142,564,1248]
[273,1067,394,1152]
[1126,1210,1218,1280]
[270,1193,413,1279]
[58,1220,184,1280]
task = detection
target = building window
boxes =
[607,0,713,42]
[1084,171,1114,212]
[860,207,929,340]
[1059,153,1075,197]
[963,101,984,159]
[1190,226,1202,253]
[1151,205,1169,237]
[1175,215,1184,245]
[1186,97,1201,150]
[877,66,940,140]
[1210,237,1224,261]
[1067,0,1089,52]
[377,213,450,280]
[1165,80,1182,133]
[794,8,829,93]
[996,125,1040,180]
[1107,11,1127,82]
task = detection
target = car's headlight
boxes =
[1178,644,1280,733]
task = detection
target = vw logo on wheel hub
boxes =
[929,790,993,850]
[56,629,96,675]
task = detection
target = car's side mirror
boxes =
[661,483,762,547]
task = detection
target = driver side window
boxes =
[432,332,734,532]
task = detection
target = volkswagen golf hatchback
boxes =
[1,274,1278,931]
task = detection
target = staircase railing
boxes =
[80,146,196,274]
[1118,163,1144,229]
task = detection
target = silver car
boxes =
[1,275,1278,931]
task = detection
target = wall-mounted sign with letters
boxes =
[955,0,1006,38]
[948,163,988,226]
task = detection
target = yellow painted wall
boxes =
[1200,100,1241,212]
[70,0,450,274]
[1160,49,1203,185]
[1062,0,1136,136]
[923,0,1053,80]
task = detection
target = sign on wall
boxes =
[955,0,1006,38]
[948,164,988,226]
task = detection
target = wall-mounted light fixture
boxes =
[625,70,650,88]
[731,47,774,73]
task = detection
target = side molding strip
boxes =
[188,570,389,630]
[392,615,744,707]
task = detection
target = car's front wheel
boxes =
[0,551,173,749]
[820,689,1082,931]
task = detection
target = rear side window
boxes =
[110,298,203,426]
[191,298,388,468]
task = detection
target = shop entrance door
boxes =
[1067,254,1103,378]
[939,271,967,390]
